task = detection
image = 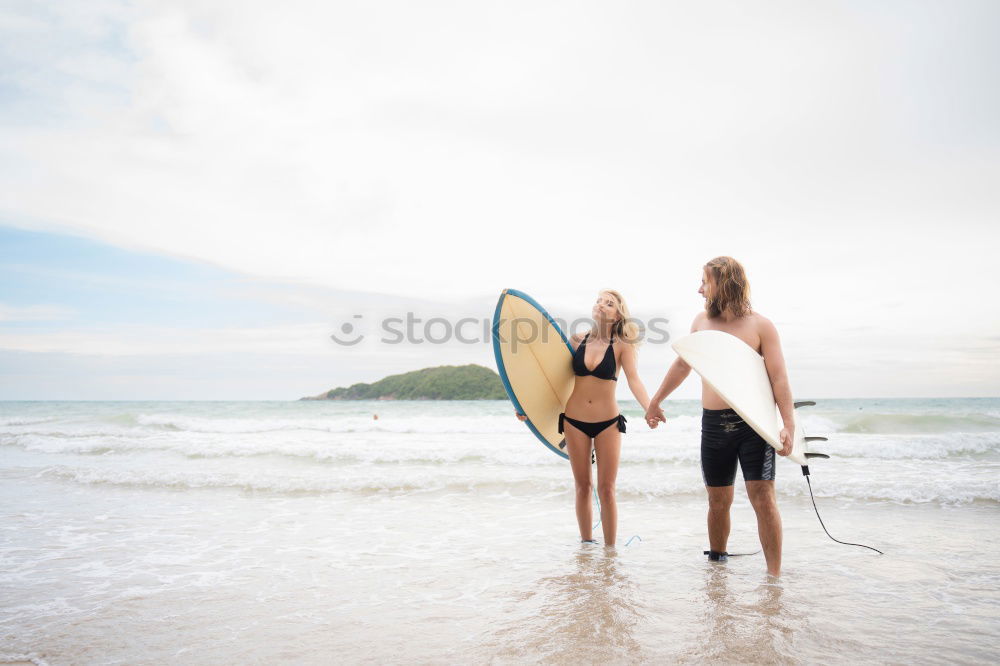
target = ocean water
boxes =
[1,398,998,664]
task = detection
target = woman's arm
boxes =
[758,315,794,456]
[644,315,699,426]
[649,357,692,408]
[567,331,584,354]
[619,342,650,412]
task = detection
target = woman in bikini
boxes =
[518,289,652,546]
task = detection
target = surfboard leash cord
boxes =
[592,486,601,531]
[801,465,884,555]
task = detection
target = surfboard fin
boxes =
[805,452,830,459]
[805,436,828,442]
[794,401,816,409]
[558,439,566,450]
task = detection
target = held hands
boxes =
[778,427,794,456]
[645,405,666,429]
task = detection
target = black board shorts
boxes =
[701,408,776,487]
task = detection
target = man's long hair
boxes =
[704,256,752,319]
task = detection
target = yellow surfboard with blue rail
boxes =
[491,289,574,459]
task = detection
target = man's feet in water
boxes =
[705,549,729,562]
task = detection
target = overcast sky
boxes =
[1,0,998,399]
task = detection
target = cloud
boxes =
[1,1,998,397]
[2,1,997,296]
[0,322,333,356]
[0,303,77,322]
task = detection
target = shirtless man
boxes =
[644,256,794,576]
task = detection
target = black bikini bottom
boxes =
[558,413,627,439]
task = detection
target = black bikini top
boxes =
[572,332,618,381]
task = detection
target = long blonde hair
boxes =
[593,289,642,346]
[704,256,752,318]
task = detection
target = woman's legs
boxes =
[594,426,622,546]
[564,424,595,541]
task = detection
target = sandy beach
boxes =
[1,399,998,664]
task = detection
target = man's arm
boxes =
[645,314,700,426]
[759,315,794,455]
[649,357,692,408]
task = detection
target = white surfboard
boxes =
[671,330,809,466]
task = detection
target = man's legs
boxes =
[746,480,782,576]
[706,484,734,553]
[701,408,739,557]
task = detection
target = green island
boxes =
[301,364,507,401]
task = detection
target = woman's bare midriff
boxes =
[565,376,619,421]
